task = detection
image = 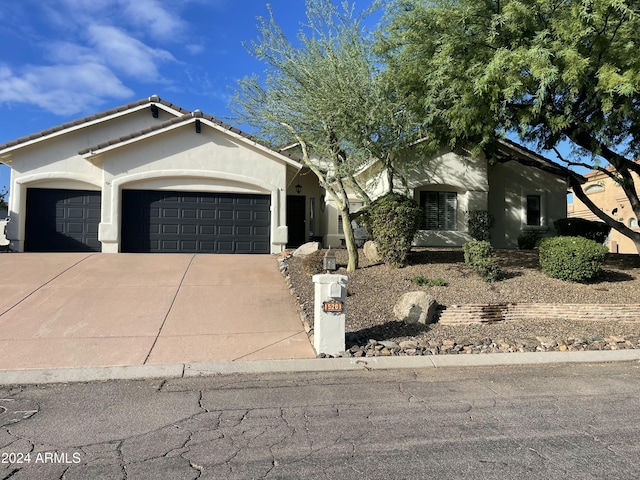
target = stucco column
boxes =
[98,173,119,253]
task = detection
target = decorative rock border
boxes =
[438,304,640,325]
[336,335,640,358]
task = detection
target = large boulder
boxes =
[293,242,320,257]
[363,240,382,263]
[393,292,438,325]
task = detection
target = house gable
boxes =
[0,95,187,162]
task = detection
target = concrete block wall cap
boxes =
[312,274,348,284]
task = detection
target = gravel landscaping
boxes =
[281,248,640,357]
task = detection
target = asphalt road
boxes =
[1,362,639,479]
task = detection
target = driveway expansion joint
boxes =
[143,254,196,365]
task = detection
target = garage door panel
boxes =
[25,188,102,252]
[121,190,270,253]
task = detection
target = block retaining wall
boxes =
[437,304,640,325]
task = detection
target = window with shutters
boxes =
[338,202,364,234]
[420,191,457,231]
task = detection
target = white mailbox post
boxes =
[312,274,348,356]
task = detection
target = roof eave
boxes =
[495,138,587,184]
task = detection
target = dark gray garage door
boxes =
[121,190,271,253]
[25,188,101,252]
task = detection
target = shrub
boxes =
[467,210,495,241]
[359,193,422,268]
[462,240,503,282]
[539,236,609,282]
[554,218,611,244]
[301,249,325,276]
[517,230,538,250]
[412,275,447,287]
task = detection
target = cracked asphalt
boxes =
[1,362,640,479]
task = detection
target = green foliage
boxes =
[232,0,431,271]
[412,275,447,287]
[359,192,422,268]
[462,241,503,282]
[517,230,538,250]
[380,0,640,251]
[539,236,609,282]
[554,218,611,244]
[301,250,325,276]
[467,210,495,242]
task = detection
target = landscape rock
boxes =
[393,291,438,325]
[398,340,418,350]
[292,242,320,257]
[363,241,382,263]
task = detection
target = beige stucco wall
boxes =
[488,161,567,248]
[568,170,640,254]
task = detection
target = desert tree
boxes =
[232,0,428,270]
[380,0,640,253]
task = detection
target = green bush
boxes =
[462,240,503,282]
[412,275,447,287]
[301,249,325,276]
[517,230,538,250]
[539,236,609,282]
[359,193,422,268]
[467,210,495,241]
[554,218,611,244]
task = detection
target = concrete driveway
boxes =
[0,253,315,370]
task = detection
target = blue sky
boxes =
[0,0,584,195]
[0,0,359,191]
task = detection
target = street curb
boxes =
[0,350,639,385]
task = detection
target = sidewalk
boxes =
[1,349,638,385]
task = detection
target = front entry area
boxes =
[120,190,271,253]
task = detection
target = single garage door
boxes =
[121,190,271,253]
[25,188,102,252]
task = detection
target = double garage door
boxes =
[25,188,271,253]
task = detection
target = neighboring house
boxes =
[568,165,640,254]
[0,95,574,253]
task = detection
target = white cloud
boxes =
[0,63,133,115]
[120,0,188,40]
[87,24,176,80]
[185,44,205,55]
[0,0,197,115]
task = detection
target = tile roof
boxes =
[494,138,586,183]
[0,95,301,163]
[0,95,189,152]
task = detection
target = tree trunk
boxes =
[339,204,359,272]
